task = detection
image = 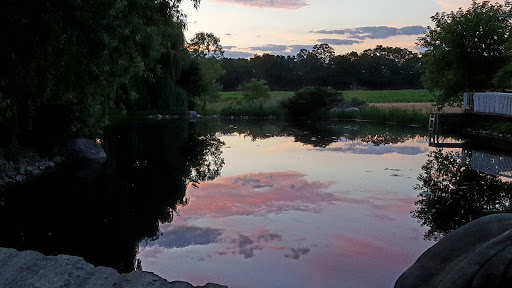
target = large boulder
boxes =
[60,138,107,177]
[395,214,512,288]
[0,247,227,288]
[62,138,106,162]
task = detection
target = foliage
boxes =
[219,101,283,118]
[419,0,512,106]
[282,87,343,121]
[194,57,225,113]
[219,45,422,92]
[0,0,202,143]
[335,106,429,126]
[238,79,271,102]
[412,149,512,241]
[188,32,224,59]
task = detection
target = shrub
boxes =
[238,79,271,102]
[282,87,343,121]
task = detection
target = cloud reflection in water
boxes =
[182,171,337,218]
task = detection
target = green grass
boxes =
[341,90,435,103]
[219,90,435,104]
[335,106,430,127]
[219,91,294,101]
[205,90,432,125]
[204,91,294,116]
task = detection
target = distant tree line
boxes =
[219,44,423,92]
[3,0,512,149]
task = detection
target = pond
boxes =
[1,119,512,288]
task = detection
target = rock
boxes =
[0,247,228,288]
[395,213,512,288]
[63,138,106,163]
[59,138,107,177]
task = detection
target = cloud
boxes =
[243,44,313,56]
[317,39,362,46]
[224,231,284,259]
[237,234,254,248]
[314,26,426,40]
[248,44,289,53]
[224,51,254,59]
[435,0,471,11]
[285,247,311,260]
[223,45,237,50]
[216,0,309,9]
[149,226,223,249]
[257,233,282,242]
[181,171,337,219]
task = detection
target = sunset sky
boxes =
[180,0,508,58]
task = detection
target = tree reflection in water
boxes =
[412,148,512,241]
[0,120,224,273]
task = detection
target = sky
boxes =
[180,0,508,58]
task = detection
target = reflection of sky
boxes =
[138,134,434,288]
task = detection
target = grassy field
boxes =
[201,89,434,126]
[219,89,434,103]
[339,89,434,103]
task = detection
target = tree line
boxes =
[2,0,512,147]
[219,45,422,92]
[0,0,208,145]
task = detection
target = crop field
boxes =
[219,91,294,101]
[202,89,438,119]
[341,89,435,103]
[219,89,435,103]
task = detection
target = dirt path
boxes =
[371,102,463,113]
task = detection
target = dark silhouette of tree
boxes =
[219,58,255,91]
[312,43,336,65]
[188,32,224,59]
[282,87,343,121]
[216,45,422,93]
[0,120,224,272]
[0,0,204,144]
[412,148,512,241]
[419,0,512,106]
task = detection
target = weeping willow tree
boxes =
[0,0,202,145]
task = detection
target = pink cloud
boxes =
[182,171,337,218]
[216,0,308,10]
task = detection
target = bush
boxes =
[238,79,271,102]
[282,87,343,121]
[335,106,429,126]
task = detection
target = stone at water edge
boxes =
[395,213,512,288]
[0,247,228,288]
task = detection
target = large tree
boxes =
[0,0,201,143]
[186,32,225,113]
[419,0,512,106]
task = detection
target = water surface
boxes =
[138,121,434,288]
[2,119,512,288]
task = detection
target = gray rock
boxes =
[63,138,106,162]
[0,248,228,288]
[395,213,512,288]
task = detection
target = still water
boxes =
[1,119,512,288]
